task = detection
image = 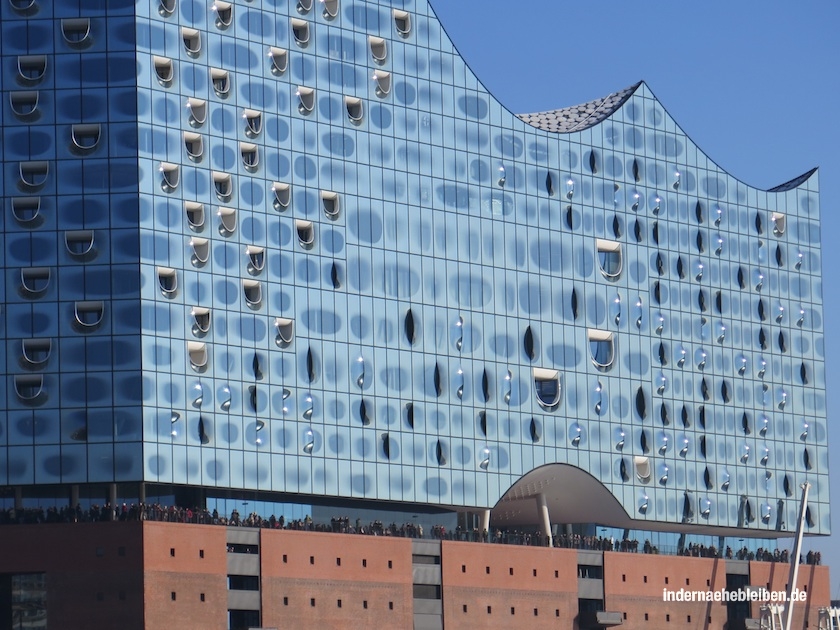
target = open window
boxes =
[157,267,178,297]
[153,56,173,85]
[74,301,104,329]
[212,1,232,27]
[158,0,176,15]
[19,161,49,189]
[533,367,561,410]
[322,0,338,18]
[190,237,209,265]
[588,329,615,370]
[21,338,51,367]
[186,97,206,126]
[296,86,315,113]
[291,19,310,46]
[65,230,95,258]
[321,190,339,219]
[61,18,92,47]
[218,207,236,235]
[210,68,230,96]
[344,96,364,123]
[20,267,50,297]
[240,142,259,169]
[242,108,262,136]
[213,171,232,201]
[275,317,294,347]
[10,91,39,118]
[246,245,265,273]
[243,279,262,308]
[272,182,291,209]
[181,27,201,56]
[393,9,411,36]
[17,55,47,84]
[191,307,211,335]
[11,197,41,225]
[185,201,205,231]
[369,36,387,63]
[159,162,180,191]
[373,69,391,97]
[596,239,622,278]
[268,47,288,74]
[296,219,314,249]
[70,124,100,153]
[183,132,203,161]
[14,375,44,403]
[771,212,786,236]
[188,341,208,371]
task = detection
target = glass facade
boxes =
[0,0,828,537]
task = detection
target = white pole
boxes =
[783,482,811,630]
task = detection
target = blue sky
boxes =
[430,0,840,596]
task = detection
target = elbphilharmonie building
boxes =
[0,0,828,542]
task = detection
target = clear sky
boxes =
[429,0,840,597]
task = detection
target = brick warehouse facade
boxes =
[0,521,830,629]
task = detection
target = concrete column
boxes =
[14,487,23,510]
[536,493,553,547]
[138,482,146,504]
[70,485,80,508]
[481,509,491,537]
[108,483,117,520]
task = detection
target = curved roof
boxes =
[517,81,642,133]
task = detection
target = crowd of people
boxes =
[0,502,821,565]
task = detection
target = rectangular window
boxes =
[336,558,341,566]
[411,554,440,565]
[199,550,204,558]
[337,600,342,608]
[310,598,315,607]
[389,602,394,610]
[171,592,176,601]
[412,584,441,600]
[170,548,175,557]
[227,575,259,591]
[363,601,368,609]
[283,554,287,563]
[310,556,314,565]
[362,559,367,567]
[200,593,205,602]
[578,565,603,579]
[283,597,288,606]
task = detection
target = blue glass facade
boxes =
[1,0,828,537]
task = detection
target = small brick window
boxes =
[686,578,690,585]
[283,597,288,606]
[534,608,538,616]
[362,559,367,567]
[644,575,648,583]
[283,554,288,563]
[509,568,514,576]
[337,599,342,608]
[623,612,627,620]
[487,606,492,614]
[463,605,468,613]
[645,613,649,621]
[511,607,515,615]
[687,615,691,622]
[310,556,315,565]
[622,574,626,582]
[388,560,393,569]
[554,570,559,578]
[200,593,205,602]
[486,566,490,574]
[336,558,341,566]
[462,565,466,573]
[389,602,394,610]
[170,548,175,557]
[666,614,670,622]
[171,592,176,601]
[199,549,204,558]
[533,569,537,577]
[706,579,710,586]
[665,577,669,585]
[363,601,368,609]
[310,598,315,607]
[556,609,560,617]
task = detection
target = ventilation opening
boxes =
[153,56,173,85]
[10,91,39,118]
[184,132,203,161]
[15,375,44,402]
[321,190,340,219]
[159,162,180,191]
[588,329,615,370]
[296,220,315,249]
[210,68,230,96]
[344,96,364,123]
[393,9,411,36]
[772,212,786,236]
[533,368,561,410]
[272,182,291,209]
[243,280,262,308]
[330,262,341,288]
[20,267,50,297]
[596,239,622,279]
[188,342,208,371]
[65,230,95,258]
[61,18,92,47]
[21,338,51,367]
[369,36,387,63]
[17,55,48,83]
[190,237,209,265]
[182,27,201,55]
[19,161,49,189]
[404,309,416,344]
[159,0,176,15]
[242,108,262,136]
[322,0,338,18]
[291,19,310,46]
[186,97,206,126]
[268,47,288,74]
[11,197,41,225]
[240,142,259,169]
[213,1,232,27]
[157,267,178,296]
[275,317,294,347]
[213,172,232,201]
[634,456,651,483]
[218,207,236,235]
[528,418,541,443]
[246,245,265,274]
[297,86,315,113]
[74,301,104,329]
[71,124,100,153]
[382,433,393,460]
[191,307,211,335]
[185,201,205,231]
